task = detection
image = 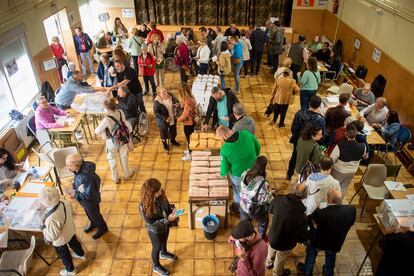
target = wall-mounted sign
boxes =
[42,57,58,72]
[354,38,361,50]
[5,58,18,77]
[122,9,134,18]
[318,0,328,7]
[297,0,315,7]
[372,48,382,63]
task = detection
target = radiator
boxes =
[11,111,35,148]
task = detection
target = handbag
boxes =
[231,57,240,64]
[9,109,23,121]
[248,180,270,223]
[264,104,274,117]
[156,60,165,69]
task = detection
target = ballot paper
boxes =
[5,197,37,212]
[13,172,28,185]
[363,124,374,135]
[384,199,414,217]
[385,181,407,192]
[326,96,339,103]
[19,182,46,195]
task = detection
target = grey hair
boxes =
[327,189,343,204]
[294,183,308,200]
[233,103,245,116]
[36,95,47,104]
[211,86,221,95]
[66,154,83,166]
[118,85,130,94]
[39,187,60,207]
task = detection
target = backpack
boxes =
[9,109,23,121]
[299,160,319,183]
[106,111,130,146]
[193,103,204,123]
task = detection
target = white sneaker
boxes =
[71,252,87,260]
[60,268,76,276]
[182,153,191,161]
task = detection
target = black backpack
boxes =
[355,65,368,79]
[299,161,319,183]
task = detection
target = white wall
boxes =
[0,0,80,56]
[332,0,414,72]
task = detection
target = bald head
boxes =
[215,125,233,141]
[375,97,387,109]
[294,183,308,200]
[66,154,83,172]
[327,189,343,205]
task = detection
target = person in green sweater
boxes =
[299,57,321,111]
[216,126,261,214]
[295,123,324,175]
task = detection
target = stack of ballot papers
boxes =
[189,132,223,150]
[189,151,229,198]
[379,199,414,231]
[192,75,220,115]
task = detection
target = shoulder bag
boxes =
[248,180,270,223]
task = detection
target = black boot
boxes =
[162,140,170,150]
[171,139,180,146]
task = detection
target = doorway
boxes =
[43,8,80,79]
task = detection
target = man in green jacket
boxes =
[216,126,261,213]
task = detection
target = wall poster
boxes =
[296,0,315,6]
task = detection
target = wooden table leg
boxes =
[356,229,381,276]
[189,199,193,229]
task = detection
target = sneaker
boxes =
[113,179,121,184]
[143,91,148,96]
[181,154,191,161]
[153,265,170,275]
[83,224,96,233]
[265,262,274,270]
[71,252,87,260]
[279,123,285,128]
[93,229,108,239]
[170,140,180,146]
[160,252,177,261]
[60,269,76,276]
[286,175,292,181]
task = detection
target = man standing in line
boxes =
[66,154,108,240]
[73,27,95,76]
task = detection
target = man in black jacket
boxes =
[297,189,356,276]
[287,96,326,179]
[66,154,108,240]
[266,183,309,276]
[249,24,267,75]
[116,85,138,127]
[202,87,239,131]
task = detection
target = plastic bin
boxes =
[202,214,220,240]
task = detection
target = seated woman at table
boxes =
[97,32,113,49]
[327,49,342,76]
[35,96,68,130]
[373,110,400,149]
[0,148,22,189]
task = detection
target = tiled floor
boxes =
[23,62,413,275]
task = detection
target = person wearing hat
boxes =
[268,67,299,128]
[138,43,157,97]
[288,34,306,82]
[39,186,86,276]
[228,220,267,276]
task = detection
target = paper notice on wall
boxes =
[5,58,18,77]
[318,0,328,7]
[122,9,134,18]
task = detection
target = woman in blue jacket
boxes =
[374,110,400,149]
[97,53,116,88]
[229,36,243,93]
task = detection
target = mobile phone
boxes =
[174,209,185,216]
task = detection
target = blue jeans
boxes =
[300,89,317,111]
[304,244,336,276]
[198,63,208,75]
[79,51,95,75]
[219,74,226,89]
[232,63,243,91]
[229,175,241,204]
[239,208,269,238]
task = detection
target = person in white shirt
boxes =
[95,97,133,184]
[195,37,211,75]
[239,29,252,77]
[359,97,389,125]
[303,157,341,215]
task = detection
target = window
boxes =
[0,35,39,127]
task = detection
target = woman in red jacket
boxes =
[174,36,190,83]
[177,82,196,160]
[138,44,157,98]
[50,36,67,83]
